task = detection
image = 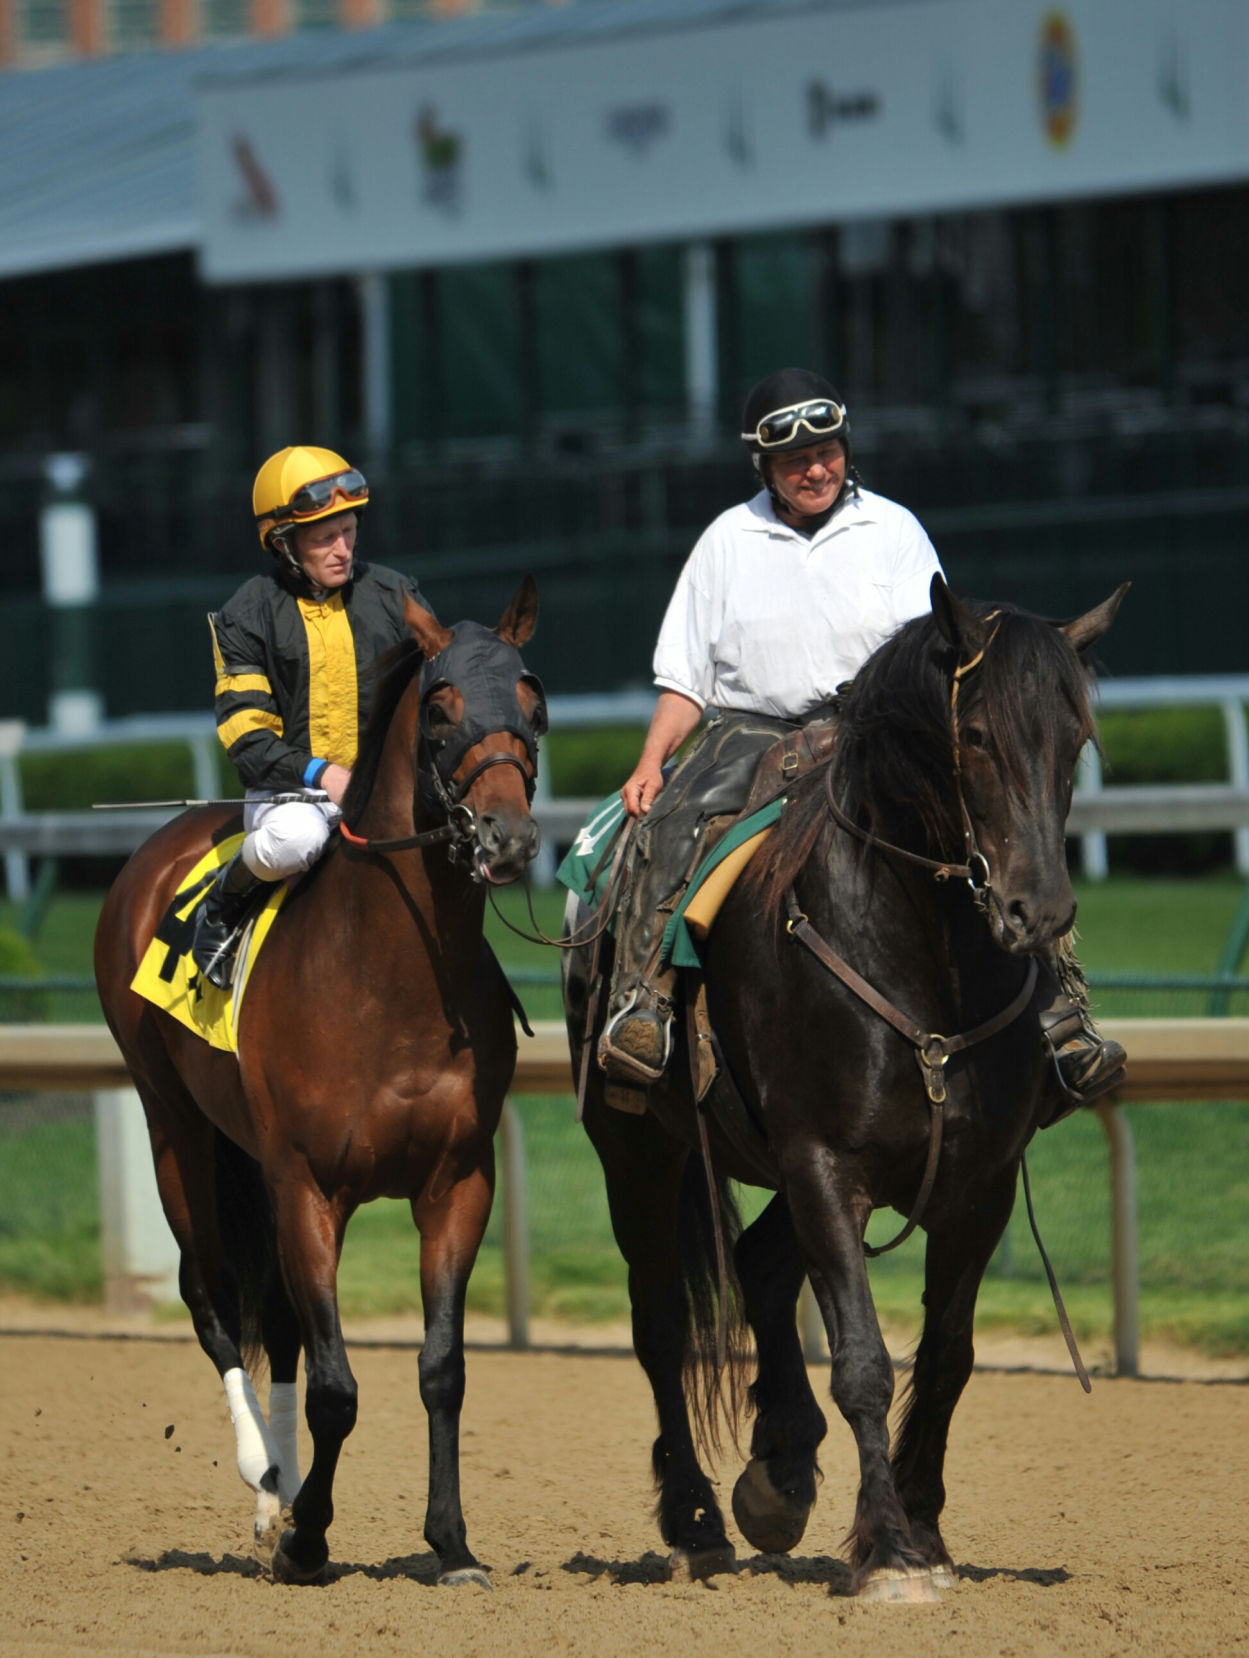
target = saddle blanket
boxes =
[129,833,288,1054]
[557,794,785,970]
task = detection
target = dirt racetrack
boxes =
[1,1325,1246,1658]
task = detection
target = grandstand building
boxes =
[2,0,1248,717]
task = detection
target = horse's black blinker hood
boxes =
[417,621,546,813]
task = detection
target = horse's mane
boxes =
[340,638,424,827]
[756,602,1098,913]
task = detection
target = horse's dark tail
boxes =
[673,1154,749,1465]
[213,1128,276,1375]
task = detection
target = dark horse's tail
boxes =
[671,1154,750,1465]
[213,1129,278,1374]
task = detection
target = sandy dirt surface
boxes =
[1,1317,1246,1658]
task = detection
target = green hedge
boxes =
[0,927,50,1020]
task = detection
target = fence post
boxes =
[1075,741,1108,881]
[94,1087,181,1312]
[499,1099,529,1349]
[1221,697,1249,878]
[798,1277,825,1363]
[1096,1101,1139,1378]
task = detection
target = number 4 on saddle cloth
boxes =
[557,712,839,1101]
[130,834,288,1054]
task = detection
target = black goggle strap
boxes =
[742,399,847,447]
[256,470,369,526]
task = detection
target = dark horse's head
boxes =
[345,576,546,885]
[832,574,1128,955]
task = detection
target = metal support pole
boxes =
[1221,697,1249,877]
[683,241,717,452]
[1096,1102,1139,1378]
[358,271,392,467]
[1075,740,1108,881]
[0,723,28,903]
[798,1277,825,1363]
[499,1098,530,1349]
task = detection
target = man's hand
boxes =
[320,764,352,806]
[621,761,666,817]
[619,690,702,817]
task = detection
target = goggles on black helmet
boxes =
[260,468,370,526]
[741,399,847,450]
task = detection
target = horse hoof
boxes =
[252,1494,283,1566]
[856,1566,943,1604]
[438,1566,493,1591]
[270,1528,329,1586]
[927,1564,959,1591]
[731,1459,812,1555]
[668,1545,736,1583]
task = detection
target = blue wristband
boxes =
[304,758,329,788]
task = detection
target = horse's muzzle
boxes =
[472,810,541,885]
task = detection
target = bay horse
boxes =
[563,575,1126,1599]
[94,578,544,1587]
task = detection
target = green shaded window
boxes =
[535,254,621,421]
[110,0,157,48]
[295,0,338,26]
[202,0,248,35]
[20,0,67,45]
[434,263,523,440]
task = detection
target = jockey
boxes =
[600,368,1125,1117]
[190,446,431,990]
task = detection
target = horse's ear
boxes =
[496,574,538,649]
[403,593,453,658]
[1059,582,1131,655]
[929,573,988,658]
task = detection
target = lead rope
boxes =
[1020,1153,1092,1391]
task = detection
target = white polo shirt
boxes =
[652,486,944,720]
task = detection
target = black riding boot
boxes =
[597,841,679,1091]
[190,852,267,991]
[1037,937,1126,1126]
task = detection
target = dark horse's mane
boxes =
[757,601,1098,914]
[340,638,425,828]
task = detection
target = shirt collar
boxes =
[743,485,878,543]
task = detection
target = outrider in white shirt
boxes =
[652,485,946,720]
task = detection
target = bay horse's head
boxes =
[929,574,1128,954]
[404,575,546,885]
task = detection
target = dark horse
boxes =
[563,576,1126,1600]
[94,578,544,1588]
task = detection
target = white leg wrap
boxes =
[223,1367,281,1493]
[268,1381,303,1504]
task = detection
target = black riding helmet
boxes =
[741,370,856,518]
[740,368,852,462]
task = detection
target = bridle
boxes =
[822,613,1002,909]
[338,629,543,862]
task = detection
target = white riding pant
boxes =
[240,790,341,882]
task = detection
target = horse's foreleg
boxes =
[268,1179,356,1585]
[786,1150,934,1599]
[585,1098,734,1580]
[891,1167,1018,1581]
[262,1266,304,1508]
[413,1158,494,1589]
[731,1193,827,1555]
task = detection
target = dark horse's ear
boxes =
[496,574,539,649]
[1058,582,1131,655]
[403,594,454,659]
[928,573,990,661]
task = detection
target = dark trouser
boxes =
[598,712,797,1087]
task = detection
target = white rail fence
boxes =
[3,677,1249,897]
[2,1019,1246,1379]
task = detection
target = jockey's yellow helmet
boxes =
[252,446,369,552]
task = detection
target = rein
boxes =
[338,752,534,856]
[784,888,1037,1256]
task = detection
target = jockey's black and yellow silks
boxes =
[209,563,427,792]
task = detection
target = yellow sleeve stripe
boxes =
[215,672,273,697]
[218,708,284,749]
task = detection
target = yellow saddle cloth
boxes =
[129,834,288,1054]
